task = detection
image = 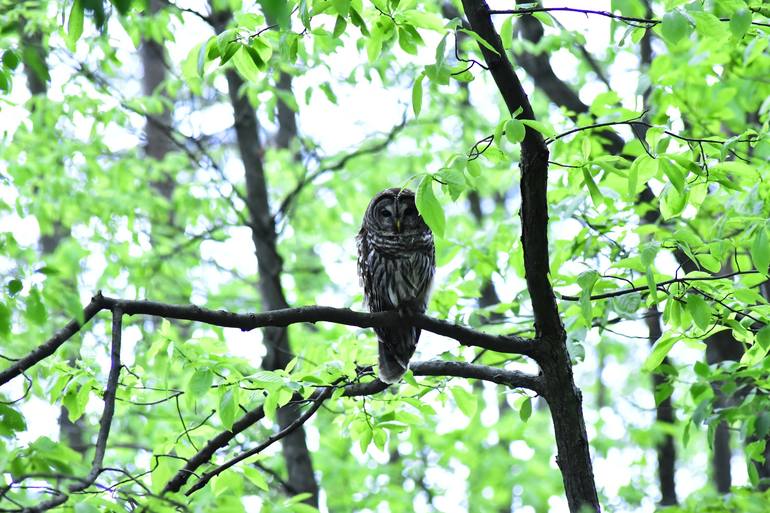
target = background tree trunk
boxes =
[210,7,320,506]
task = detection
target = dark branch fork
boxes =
[0,293,543,503]
[22,309,124,512]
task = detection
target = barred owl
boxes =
[357,188,436,383]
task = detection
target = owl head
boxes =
[362,188,428,235]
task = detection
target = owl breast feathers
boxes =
[356,188,436,384]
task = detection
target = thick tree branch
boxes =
[0,297,106,387]
[461,1,599,511]
[0,295,538,388]
[461,0,561,340]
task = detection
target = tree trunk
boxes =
[211,8,320,506]
[461,2,600,511]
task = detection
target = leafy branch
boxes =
[488,6,770,29]
[559,270,762,301]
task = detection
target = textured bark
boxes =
[645,308,678,505]
[712,410,733,493]
[211,8,319,506]
[461,1,600,511]
[141,0,175,200]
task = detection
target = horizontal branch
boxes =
[547,117,757,146]
[489,6,770,29]
[164,360,542,493]
[559,270,761,302]
[0,294,538,388]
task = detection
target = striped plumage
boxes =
[357,188,435,383]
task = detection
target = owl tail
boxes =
[376,327,420,384]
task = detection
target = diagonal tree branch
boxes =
[274,117,407,220]
[164,360,543,494]
[185,385,336,496]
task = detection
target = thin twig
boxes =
[559,270,761,301]
[185,386,335,495]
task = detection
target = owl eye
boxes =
[379,209,392,218]
[404,207,417,216]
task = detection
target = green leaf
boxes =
[746,440,766,463]
[643,334,677,371]
[751,225,769,274]
[2,50,19,70]
[0,404,26,435]
[188,369,213,396]
[263,392,277,421]
[411,72,424,117]
[660,11,689,45]
[219,387,238,430]
[748,460,760,486]
[243,466,269,491]
[198,37,216,76]
[332,0,350,16]
[399,10,445,32]
[349,8,368,35]
[504,119,525,143]
[25,287,47,325]
[7,279,22,295]
[451,386,477,418]
[661,158,685,193]
[654,383,674,406]
[756,326,770,351]
[520,119,557,138]
[580,138,591,161]
[730,9,752,39]
[519,396,532,422]
[67,0,85,50]
[459,29,500,56]
[333,15,347,38]
[259,0,291,29]
[0,302,11,336]
[581,166,603,206]
[659,184,688,220]
[415,176,445,238]
[577,270,599,323]
[232,45,261,80]
[686,294,711,330]
[367,30,383,63]
[611,292,641,316]
[500,16,514,50]
[466,159,481,178]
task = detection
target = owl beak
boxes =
[395,219,401,233]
